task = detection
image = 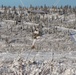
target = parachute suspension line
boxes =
[49,0,61,61]
[19,0,25,7]
[19,0,34,61]
[53,0,61,6]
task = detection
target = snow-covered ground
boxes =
[0,12,76,75]
[0,51,76,75]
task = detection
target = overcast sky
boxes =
[0,0,76,7]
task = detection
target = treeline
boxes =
[0,5,76,24]
[0,5,76,14]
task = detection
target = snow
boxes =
[23,22,39,26]
[0,51,76,75]
[0,7,76,75]
[55,26,76,42]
